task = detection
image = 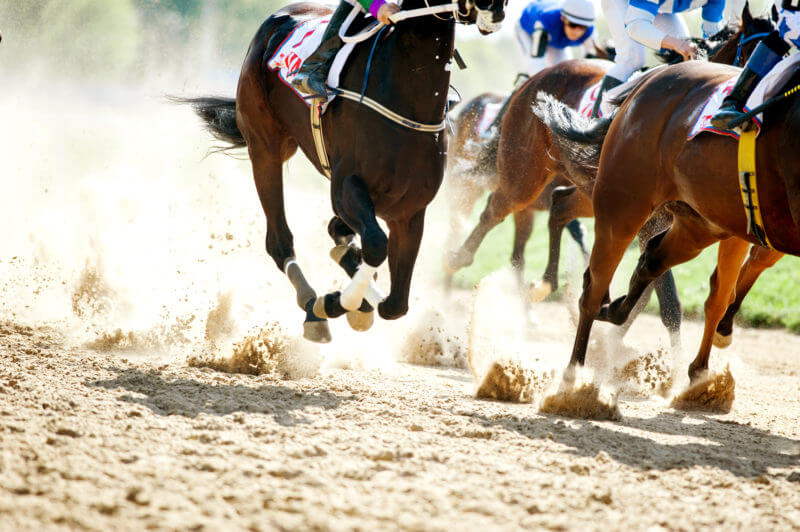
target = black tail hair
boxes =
[169,96,246,151]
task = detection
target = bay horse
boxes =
[443,92,588,294]
[536,22,799,383]
[180,0,507,342]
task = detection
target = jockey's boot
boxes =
[710,35,788,131]
[590,75,623,118]
[291,2,350,97]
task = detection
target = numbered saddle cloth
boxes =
[266,15,357,107]
[689,53,800,139]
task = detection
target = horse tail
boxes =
[532,92,612,173]
[170,96,246,150]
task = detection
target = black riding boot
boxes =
[710,36,788,131]
[291,2,351,97]
[590,75,623,118]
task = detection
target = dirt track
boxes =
[1,300,798,531]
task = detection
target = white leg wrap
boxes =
[364,280,386,308]
[340,264,377,311]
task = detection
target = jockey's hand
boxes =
[662,35,698,61]
[377,2,401,24]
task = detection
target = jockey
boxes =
[479,0,596,139]
[292,0,401,96]
[711,0,800,130]
[516,0,597,75]
[591,0,725,116]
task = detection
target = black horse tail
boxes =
[532,92,612,176]
[170,96,246,151]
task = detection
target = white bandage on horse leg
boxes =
[364,280,386,308]
[340,263,376,311]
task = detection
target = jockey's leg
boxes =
[591,0,643,117]
[291,1,350,96]
[710,31,791,130]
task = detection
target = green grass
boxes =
[450,207,800,334]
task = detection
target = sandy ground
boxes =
[1,299,799,531]
[1,81,799,531]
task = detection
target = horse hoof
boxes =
[528,281,552,302]
[303,320,332,344]
[712,331,732,349]
[346,309,374,332]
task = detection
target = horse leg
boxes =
[511,207,535,292]
[326,216,381,332]
[378,209,426,320]
[444,179,484,291]
[687,238,751,381]
[313,175,388,326]
[250,147,331,343]
[597,216,716,328]
[714,245,784,347]
[444,189,516,274]
[533,185,593,301]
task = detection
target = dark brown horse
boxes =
[180,0,506,342]
[536,21,799,383]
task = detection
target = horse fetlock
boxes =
[361,226,388,267]
[443,248,473,275]
[312,292,347,320]
[340,264,376,310]
[528,280,553,303]
[712,331,733,349]
[598,295,629,325]
[378,298,408,320]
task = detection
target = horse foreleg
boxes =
[714,245,783,348]
[251,152,331,343]
[444,189,515,274]
[533,186,593,302]
[688,238,751,381]
[378,209,426,321]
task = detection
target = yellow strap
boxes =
[310,97,332,180]
[737,129,773,249]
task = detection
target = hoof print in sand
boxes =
[540,382,621,421]
[475,360,550,403]
[671,366,735,413]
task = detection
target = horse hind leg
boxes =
[597,214,716,331]
[687,238,751,382]
[249,145,332,343]
[714,245,783,348]
[533,185,593,302]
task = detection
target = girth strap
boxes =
[310,97,332,179]
[737,129,773,249]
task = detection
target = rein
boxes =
[733,31,771,66]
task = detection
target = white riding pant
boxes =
[604,0,690,81]
[515,20,571,75]
[777,0,800,48]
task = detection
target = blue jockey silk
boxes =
[628,0,725,25]
[519,0,595,49]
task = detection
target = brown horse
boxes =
[180,0,507,342]
[443,92,589,293]
[713,245,785,347]
[536,22,798,383]
[442,57,688,344]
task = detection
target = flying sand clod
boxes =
[671,366,735,413]
[540,373,622,421]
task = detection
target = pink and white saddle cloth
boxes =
[689,53,800,139]
[266,16,358,107]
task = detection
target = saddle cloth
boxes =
[689,53,800,139]
[266,16,357,107]
[476,102,503,135]
[577,81,602,118]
